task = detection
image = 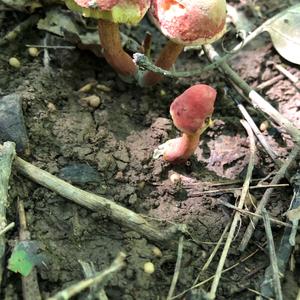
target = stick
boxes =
[48,252,126,300]
[208,120,256,299]
[261,209,283,300]
[227,93,279,164]
[171,246,262,299]
[0,142,15,285]
[13,156,184,245]
[239,146,300,251]
[167,236,184,300]
[216,199,290,228]
[0,222,15,236]
[18,200,42,300]
[204,45,300,143]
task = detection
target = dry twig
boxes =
[208,120,256,299]
[48,252,126,300]
[261,209,283,300]
[18,200,42,300]
[167,236,184,300]
[239,146,299,251]
[0,142,15,285]
[14,156,184,245]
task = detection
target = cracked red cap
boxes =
[170,84,216,134]
[150,0,226,45]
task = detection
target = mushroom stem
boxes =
[142,40,184,86]
[98,19,137,78]
[163,130,201,163]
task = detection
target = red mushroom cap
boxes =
[150,0,226,45]
[170,84,216,134]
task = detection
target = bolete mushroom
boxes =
[65,0,150,79]
[142,0,227,86]
[153,84,216,163]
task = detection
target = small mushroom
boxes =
[65,0,150,79]
[154,84,216,163]
[142,0,226,86]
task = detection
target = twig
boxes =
[167,236,184,300]
[171,246,262,299]
[13,156,184,246]
[261,209,283,300]
[188,183,289,196]
[133,52,229,78]
[256,75,284,91]
[194,223,230,285]
[48,252,126,300]
[239,146,300,251]
[0,222,15,236]
[18,199,42,300]
[79,260,107,300]
[208,120,256,299]
[0,15,39,46]
[274,64,298,84]
[25,45,76,49]
[260,172,300,298]
[227,93,279,164]
[0,141,15,285]
[216,198,290,228]
[204,45,300,144]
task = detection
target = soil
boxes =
[0,1,299,299]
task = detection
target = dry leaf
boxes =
[263,4,300,65]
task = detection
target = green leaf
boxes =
[8,241,43,277]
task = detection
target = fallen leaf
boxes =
[263,4,300,65]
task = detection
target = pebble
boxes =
[144,262,155,274]
[0,94,29,153]
[152,247,162,258]
[58,163,101,185]
[9,57,21,68]
[28,47,39,57]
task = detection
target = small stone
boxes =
[128,194,137,205]
[96,84,111,92]
[82,95,101,108]
[47,102,56,112]
[170,173,181,184]
[260,120,269,132]
[59,163,101,185]
[78,81,96,92]
[144,262,155,274]
[152,247,162,258]
[28,47,39,57]
[9,57,21,69]
[0,94,29,153]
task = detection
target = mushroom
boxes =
[65,0,150,79]
[142,0,226,86]
[153,84,216,163]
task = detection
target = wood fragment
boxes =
[208,120,256,300]
[0,142,15,285]
[18,200,42,300]
[14,156,185,245]
[48,252,126,300]
[239,146,299,251]
[204,44,300,144]
[261,209,283,300]
[167,236,184,300]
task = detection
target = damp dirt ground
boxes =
[0,0,300,299]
